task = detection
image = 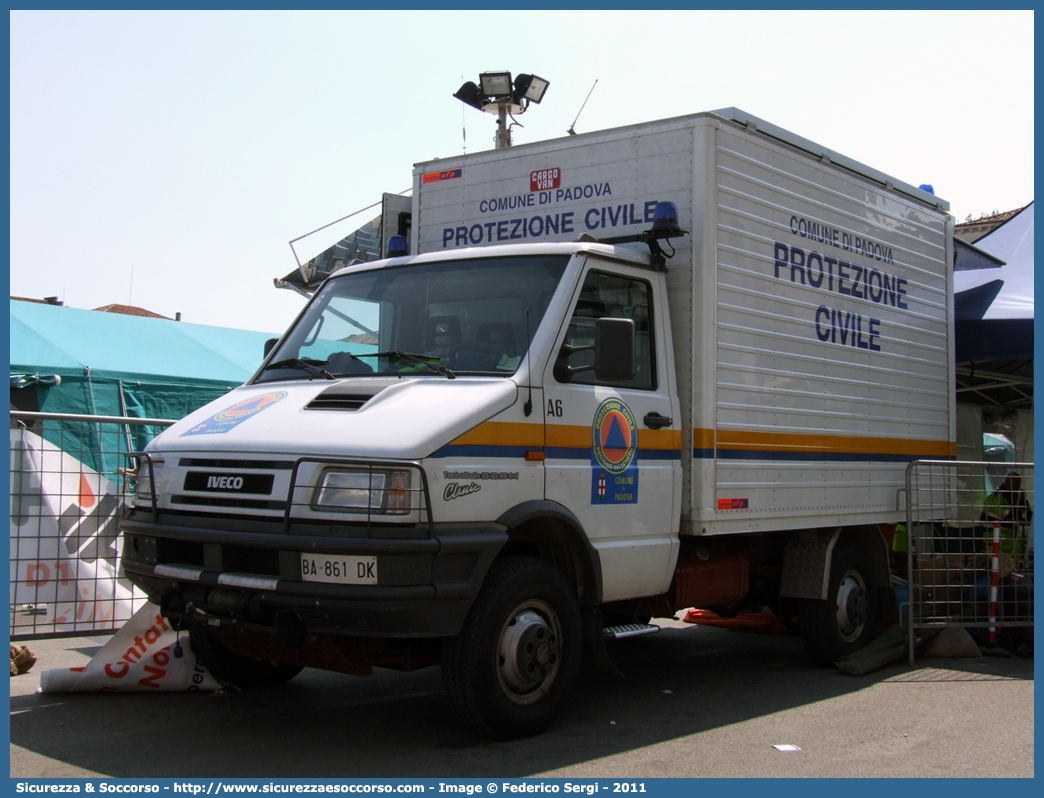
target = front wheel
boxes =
[442,557,582,739]
[800,543,879,664]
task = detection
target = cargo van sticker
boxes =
[530,168,561,191]
[422,168,462,184]
[182,392,287,437]
[591,397,638,504]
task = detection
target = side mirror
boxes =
[594,317,635,382]
[264,338,278,357]
[553,317,636,383]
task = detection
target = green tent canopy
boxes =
[10,299,278,472]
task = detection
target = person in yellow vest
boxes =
[980,471,1032,574]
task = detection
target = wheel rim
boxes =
[834,569,869,642]
[496,599,562,705]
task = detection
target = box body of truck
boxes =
[121,108,954,739]
[413,108,956,540]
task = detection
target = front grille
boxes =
[178,458,294,470]
[171,495,287,511]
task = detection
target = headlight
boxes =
[313,468,412,514]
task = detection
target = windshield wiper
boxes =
[372,351,456,380]
[261,357,335,380]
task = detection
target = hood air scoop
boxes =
[306,384,385,411]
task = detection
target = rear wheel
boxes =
[442,557,582,739]
[189,627,303,689]
[801,543,879,664]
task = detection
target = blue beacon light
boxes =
[651,201,682,238]
[386,235,409,257]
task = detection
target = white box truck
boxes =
[121,109,955,739]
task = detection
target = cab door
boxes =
[542,259,681,602]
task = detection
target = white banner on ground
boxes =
[10,427,148,631]
[39,603,224,692]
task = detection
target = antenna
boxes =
[461,75,467,154]
[567,79,598,136]
[523,308,533,417]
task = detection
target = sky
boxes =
[9,9,1035,334]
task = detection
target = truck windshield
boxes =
[257,255,569,382]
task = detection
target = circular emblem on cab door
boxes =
[592,397,636,474]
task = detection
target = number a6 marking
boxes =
[547,398,563,417]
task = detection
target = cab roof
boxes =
[329,240,655,280]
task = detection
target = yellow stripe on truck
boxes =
[714,429,956,458]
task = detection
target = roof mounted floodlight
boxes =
[453,71,551,148]
[479,71,514,98]
[453,81,485,111]
[513,73,549,104]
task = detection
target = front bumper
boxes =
[120,510,507,638]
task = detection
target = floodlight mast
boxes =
[496,105,511,150]
[453,71,549,149]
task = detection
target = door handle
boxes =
[643,412,673,430]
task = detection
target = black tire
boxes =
[189,627,303,689]
[800,543,879,665]
[442,557,582,740]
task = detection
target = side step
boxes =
[603,623,660,640]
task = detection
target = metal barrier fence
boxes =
[9,411,174,640]
[904,460,1034,664]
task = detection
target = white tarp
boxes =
[954,202,1034,320]
[9,429,225,691]
[10,427,147,631]
[39,602,223,692]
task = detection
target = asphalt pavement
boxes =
[10,618,1034,779]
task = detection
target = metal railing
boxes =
[9,411,174,640]
[904,460,1034,663]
